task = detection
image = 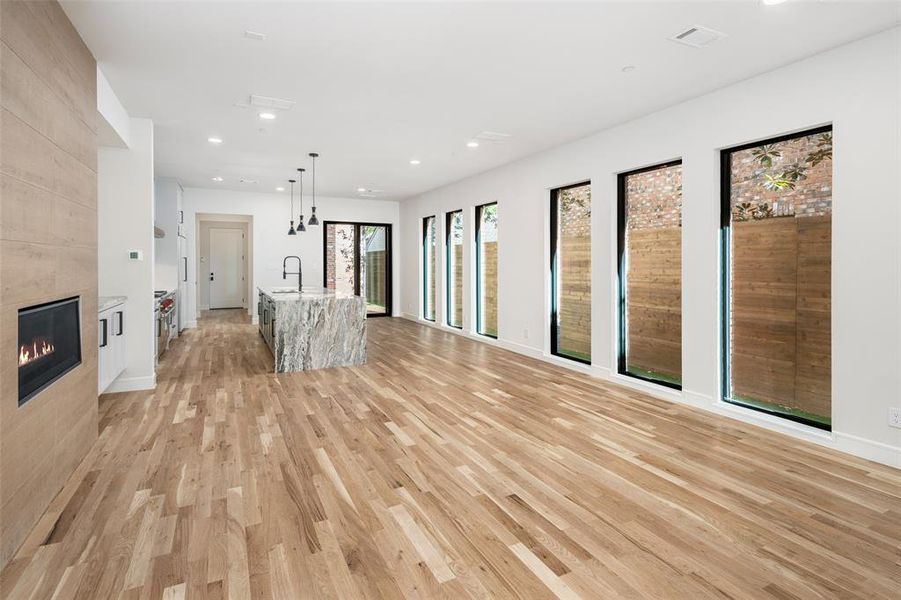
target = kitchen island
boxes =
[258,287,366,372]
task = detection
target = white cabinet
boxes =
[98,301,127,394]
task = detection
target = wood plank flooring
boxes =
[2,310,899,599]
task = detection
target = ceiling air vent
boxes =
[249,94,295,111]
[669,25,727,48]
[474,131,512,144]
[243,30,267,41]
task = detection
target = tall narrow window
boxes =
[722,126,832,429]
[550,182,591,363]
[618,161,682,388]
[422,216,436,321]
[476,202,498,338]
[445,210,463,328]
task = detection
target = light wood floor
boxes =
[2,310,899,599]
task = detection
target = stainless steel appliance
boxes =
[155,290,175,360]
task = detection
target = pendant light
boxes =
[296,168,307,233]
[287,179,297,235]
[307,152,320,226]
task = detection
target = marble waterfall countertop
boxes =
[258,287,366,372]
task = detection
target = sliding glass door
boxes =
[324,221,392,317]
[618,161,682,388]
[550,182,591,363]
[445,210,463,328]
[422,216,436,321]
[721,126,832,429]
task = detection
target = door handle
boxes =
[99,318,108,348]
[183,257,188,282]
[116,311,124,336]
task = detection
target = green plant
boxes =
[751,144,782,168]
[751,132,832,196]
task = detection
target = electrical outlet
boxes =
[523,328,529,339]
[889,407,901,429]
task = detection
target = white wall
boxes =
[98,117,156,392]
[96,65,130,149]
[399,28,901,467]
[182,188,400,326]
[154,177,180,292]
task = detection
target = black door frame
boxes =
[720,124,833,431]
[549,181,592,364]
[422,216,436,322]
[616,160,683,390]
[445,210,463,329]
[322,221,393,317]
[474,202,497,338]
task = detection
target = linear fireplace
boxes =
[18,297,82,406]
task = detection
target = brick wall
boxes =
[625,163,682,230]
[731,131,832,219]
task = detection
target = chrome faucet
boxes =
[282,256,302,291]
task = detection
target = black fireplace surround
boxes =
[18,296,82,406]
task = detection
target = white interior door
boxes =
[209,228,244,309]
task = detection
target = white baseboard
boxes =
[104,374,156,394]
[833,432,901,468]
[399,313,901,469]
[184,320,197,329]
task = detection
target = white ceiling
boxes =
[63,1,900,201]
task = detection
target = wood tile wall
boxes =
[0,0,98,568]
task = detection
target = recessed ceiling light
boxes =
[357,187,367,192]
[466,140,479,148]
[208,136,223,144]
[409,159,421,166]
[276,186,285,192]
[240,178,258,184]
[621,65,636,73]
[212,176,224,182]
[761,0,787,5]
[259,112,276,120]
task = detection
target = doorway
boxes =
[209,227,245,309]
[323,222,392,317]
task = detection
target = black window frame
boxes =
[321,220,393,318]
[445,209,463,329]
[720,124,833,431]
[422,215,436,322]
[550,181,591,365]
[475,202,498,339]
[617,160,683,391]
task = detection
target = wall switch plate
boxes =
[889,407,901,429]
[128,250,143,261]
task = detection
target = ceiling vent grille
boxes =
[474,131,512,144]
[669,25,727,48]
[243,30,267,41]
[248,94,295,111]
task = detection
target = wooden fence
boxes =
[731,215,831,420]
[625,227,681,381]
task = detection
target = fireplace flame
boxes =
[18,338,55,367]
